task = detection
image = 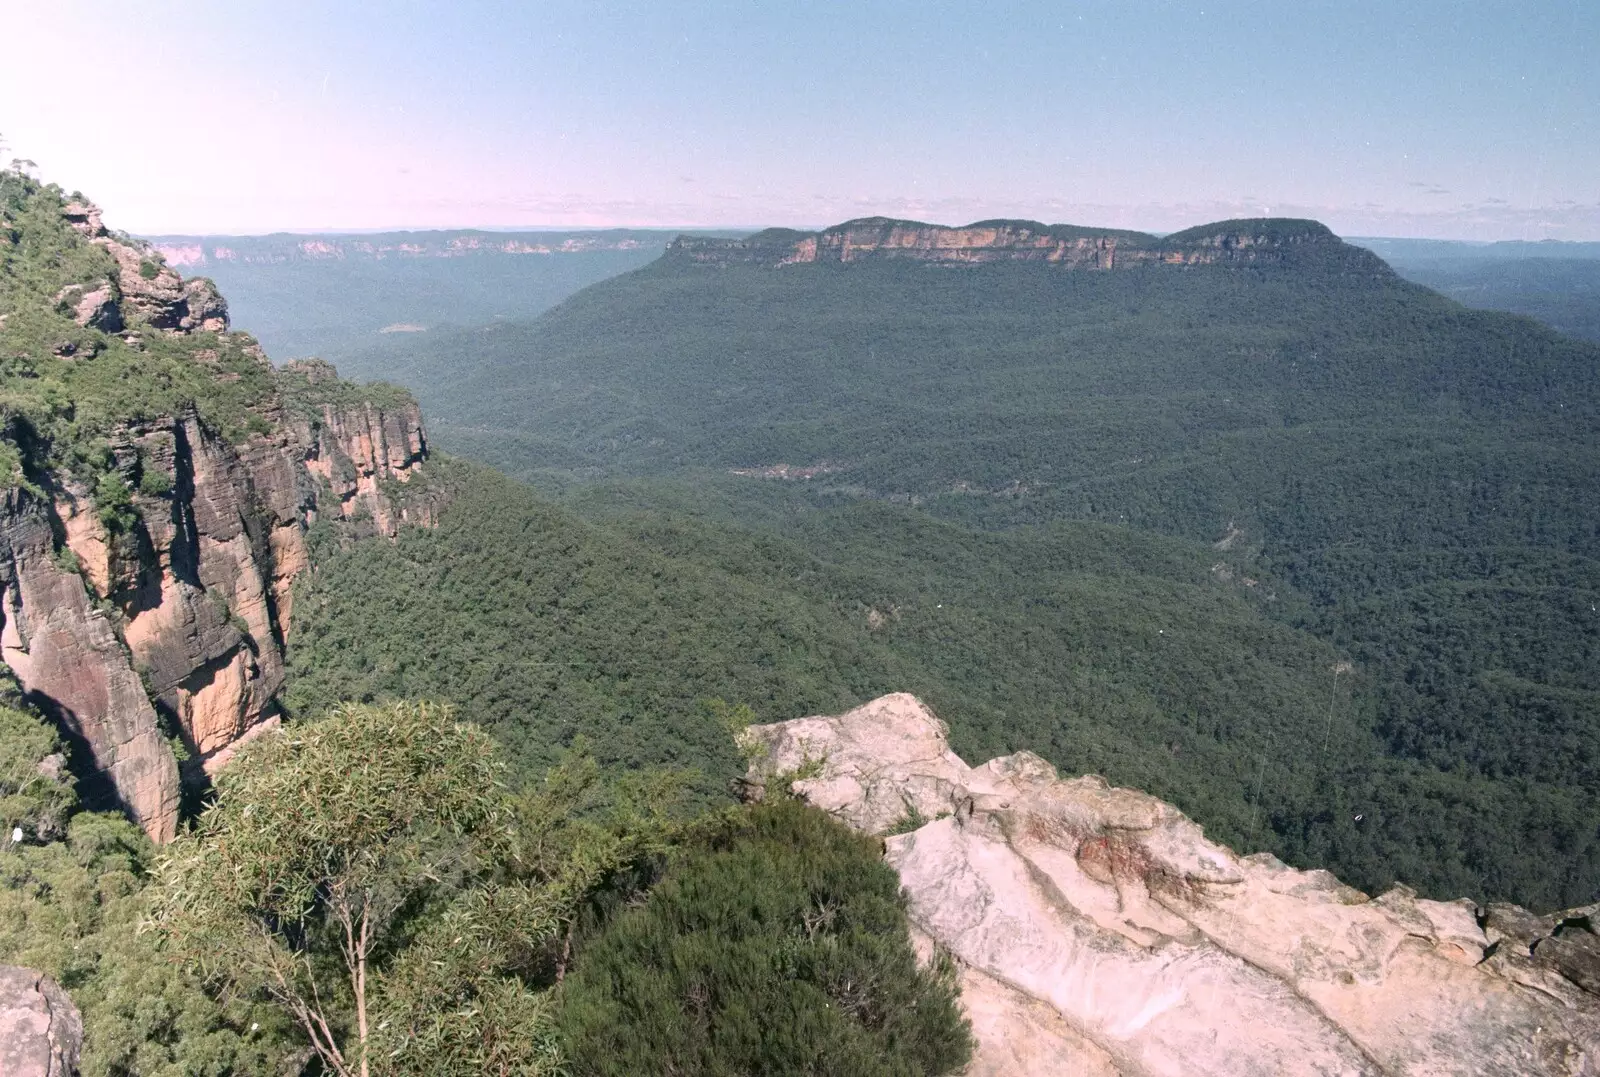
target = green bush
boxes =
[557,799,973,1077]
[137,465,172,497]
[0,698,295,1076]
[0,702,74,841]
[93,470,136,532]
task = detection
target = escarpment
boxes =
[0,177,435,841]
[668,216,1389,274]
[745,695,1600,1077]
[284,359,434,534]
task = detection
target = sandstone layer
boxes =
[0,198,434,841]
[669,216,1388,275]
[745,694,1600,1077]
[0,965,82,1077]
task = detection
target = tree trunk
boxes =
[355,902,371,1077]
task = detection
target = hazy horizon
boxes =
[4,1,1596,241]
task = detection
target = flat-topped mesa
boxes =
[744,694,1600,1077]
[668,216,1386,274]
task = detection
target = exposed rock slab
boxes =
[746,694,1600,1077]
[0,965,83,1077]
[295,400,432,535]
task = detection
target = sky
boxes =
[2,0,1596,239]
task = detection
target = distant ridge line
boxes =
[667,216,1376,272]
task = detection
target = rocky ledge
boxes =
[744,694,1600,1077]
[668,217,1388,274]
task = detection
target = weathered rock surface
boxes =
[670,216,1389,275]
[746,694,1600,1077]
[63,200,229,334]
[7,396,432,837]
[0,487,179,841]
[0,965,83,1077]
[0,198,436,841]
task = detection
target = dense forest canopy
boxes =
[4,155,1598,1069]
[313,240,1600,910]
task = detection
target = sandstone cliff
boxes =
[746,695,1600,1077]
[668,216,1390,275]
[0,184,434,841]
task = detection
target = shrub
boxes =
[557,799,972,1077]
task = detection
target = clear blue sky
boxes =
[3,0,1595,238]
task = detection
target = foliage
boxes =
[557,798,973,1077]
[93,469,138,532]
[152,701,507,1077]
[151,700,712,1076]
[0,702,74,841]
[286,455,1600,907]
[0,166,413,495]
[318,244,1600,909]
[274,357,419,419]
[373,745,699,1077]
[0,700,295,1076]
[0,170,279,464]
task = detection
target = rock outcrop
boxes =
[669,217,1390,275]
[285,361,433,535]
[745,694,1600,1077]
[0,965,82,1077]
[62,201,229,333]
[0,487,179,841]
[0,195,435,841]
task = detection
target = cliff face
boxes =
[746,695,1600,1077]
[0,188,433,841]
[0,485,180,840]
[668,216,1390,275]
[285,365,434,535]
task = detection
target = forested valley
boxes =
[4,160,1598,1073]
[0,169,973,1075]
[317,233,1600,911]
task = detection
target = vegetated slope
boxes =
[0,168,440,838]
[145,229,678,363]
[1352,238,1600,343]
[286,459,1592,906]
[341,227,1600,908]
[1388,257,1600,344]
